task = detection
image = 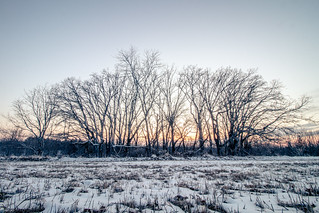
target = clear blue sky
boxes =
[1,0,319,123]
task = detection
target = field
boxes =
[0,156,319,212]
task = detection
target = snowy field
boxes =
[1,156,319,212]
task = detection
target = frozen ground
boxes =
[0,156,318,212]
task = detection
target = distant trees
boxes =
[6,48,311,156]
[8,86,58,155]
[0,126,23,142]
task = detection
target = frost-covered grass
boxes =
[0,156,318,212]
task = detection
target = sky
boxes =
[0,0,319,126]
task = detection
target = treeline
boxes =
[0,133,318,157]
[1,48,311,156]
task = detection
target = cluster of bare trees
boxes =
[5,48,310,156]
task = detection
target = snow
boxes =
[0,156,318,212]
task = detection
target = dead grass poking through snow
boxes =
[0,156,318,212]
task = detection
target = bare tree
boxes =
[106,71,125,149]
[57,71,119,156]
[198,69,230,155]
[179,66,208,152]
[9,86,58,155]
[116,48,162,155]
[115,48,143,153]
[179,67,310,156]
[214,68,310,155]
[159,66,186,153]
[84,71,120,156]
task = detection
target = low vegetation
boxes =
[1,132,318,157]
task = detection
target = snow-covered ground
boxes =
[0,156,318,212]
